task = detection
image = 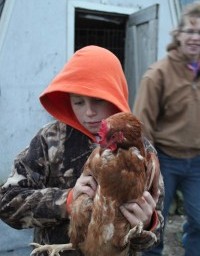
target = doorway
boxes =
[67,1,159,106]
[75,9,127,67]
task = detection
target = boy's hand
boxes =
[73,173,97,200]
[120,191,156,229]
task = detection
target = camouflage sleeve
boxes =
[0,125,70,229]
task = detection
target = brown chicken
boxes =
[31,112,159,256]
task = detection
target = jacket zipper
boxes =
[192,82,197,89]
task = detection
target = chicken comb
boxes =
[98,119,108,140]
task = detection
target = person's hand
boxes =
[120,191,156,229]
[72,173,97,200]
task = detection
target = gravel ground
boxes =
[163,214,185,256]
[137,214,185,256]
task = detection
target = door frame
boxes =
[66,0,139,61]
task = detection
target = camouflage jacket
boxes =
[0,121,164,256]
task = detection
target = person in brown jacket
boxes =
[134,2,200,256]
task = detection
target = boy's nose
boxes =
[86,105,96,116]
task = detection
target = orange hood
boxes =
[40,45,130,141]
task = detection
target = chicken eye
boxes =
[109,131,124,143]
[111,134,116,139]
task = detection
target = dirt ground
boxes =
[163,214,185,256]
[137,214,185,256]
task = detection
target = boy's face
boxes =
[70,94,119,135]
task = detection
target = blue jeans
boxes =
[142,149,200,256]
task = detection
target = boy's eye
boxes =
[74,100,84,105]
[92,98,104,103]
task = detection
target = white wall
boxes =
[0,0,68,182]
[0,0,176,182]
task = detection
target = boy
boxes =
[0,46,163,256]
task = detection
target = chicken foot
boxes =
[125,221,143,244]
[30,242,75,256]
[123,221,157,247]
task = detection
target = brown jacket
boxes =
[134,49,200,158]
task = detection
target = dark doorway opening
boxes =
[75,9,127,67]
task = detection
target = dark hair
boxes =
[167,2,200,51]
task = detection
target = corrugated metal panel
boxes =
[125,4,159,108]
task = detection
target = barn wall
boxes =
[0,0,68,181]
